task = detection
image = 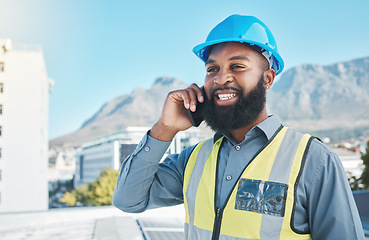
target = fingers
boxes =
[186,88,197,112]
[171,89,195,111]
[188,83,204,102]
[167,83,205,113]
[186,83,205,112]
[168,83,205,112]
[159,83,205,133]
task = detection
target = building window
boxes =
[0,105,2,115]
[0,62,4,72]
[79,155,84,179]
[0,147,2,159]
[0,83,3,93]
[0,170,2,181]
[0,126,2,136]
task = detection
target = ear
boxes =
[263,68,275,90]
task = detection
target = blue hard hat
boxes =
[193,14,284,75]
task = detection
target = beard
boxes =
[202,75,266,134]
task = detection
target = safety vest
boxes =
[183,126,313,240]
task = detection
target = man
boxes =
[113,15,365,239]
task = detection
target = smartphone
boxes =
[187,87,206,127]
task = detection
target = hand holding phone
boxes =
[187,87,206,127]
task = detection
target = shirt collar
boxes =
[257,115,282,140]
[213,115,282,143]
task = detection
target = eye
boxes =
[231,64,246,71]
[206,66,218,74]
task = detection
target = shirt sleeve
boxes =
[112,131,195,213]
[299,140,365,239]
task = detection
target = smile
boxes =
[213,90,239,106]
[217,93,237,100]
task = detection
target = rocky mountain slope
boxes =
[50,77,189,148]
[50,57,369,148]
[268,56,369,131]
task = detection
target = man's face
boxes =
[202,42,267,134]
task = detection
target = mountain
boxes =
[268,56,369,132]
[50,77,189,148]
[50,57,369,148]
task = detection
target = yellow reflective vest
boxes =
[183,126,313,240]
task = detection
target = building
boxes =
[0,39,53,213]
[48,147,78,192]
[74,127,148,187]
[49,148,78,184]
[74,126,211,187]
[333,147,364,179]
[48,147,79,208]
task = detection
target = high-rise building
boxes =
[0,39,53,213]
[74,126,210,187]
[74,127,150,187]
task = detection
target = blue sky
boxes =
[1,0,369,140]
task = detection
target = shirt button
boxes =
[145,146,150,152]
[235,145,241,151]
[226,175,232,181]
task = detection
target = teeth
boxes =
[218,93,236,100]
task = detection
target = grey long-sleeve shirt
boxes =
[113,116,365,239]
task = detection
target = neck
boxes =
[230,109,268,143]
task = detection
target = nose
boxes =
[214,69,233,86]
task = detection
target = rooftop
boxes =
[0,205,184,240]
[1,193,368,239]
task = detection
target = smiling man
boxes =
[202,41,272,143]
[113,15,365,240]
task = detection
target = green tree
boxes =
[60,191,77,206]
[60,168,119,207]
[89,168,119,206]
[60,184,91,207]
[361,141,369,189]
[74,184,92,205]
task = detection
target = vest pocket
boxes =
[235,178,288,217]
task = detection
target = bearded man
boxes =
[113,15,364,240]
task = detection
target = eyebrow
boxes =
[205,55,250,65]
[229,56,250,61]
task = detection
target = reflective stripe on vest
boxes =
[183,126,312,240]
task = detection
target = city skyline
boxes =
[1,0,369,139]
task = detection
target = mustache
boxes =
[209,86,242,96]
